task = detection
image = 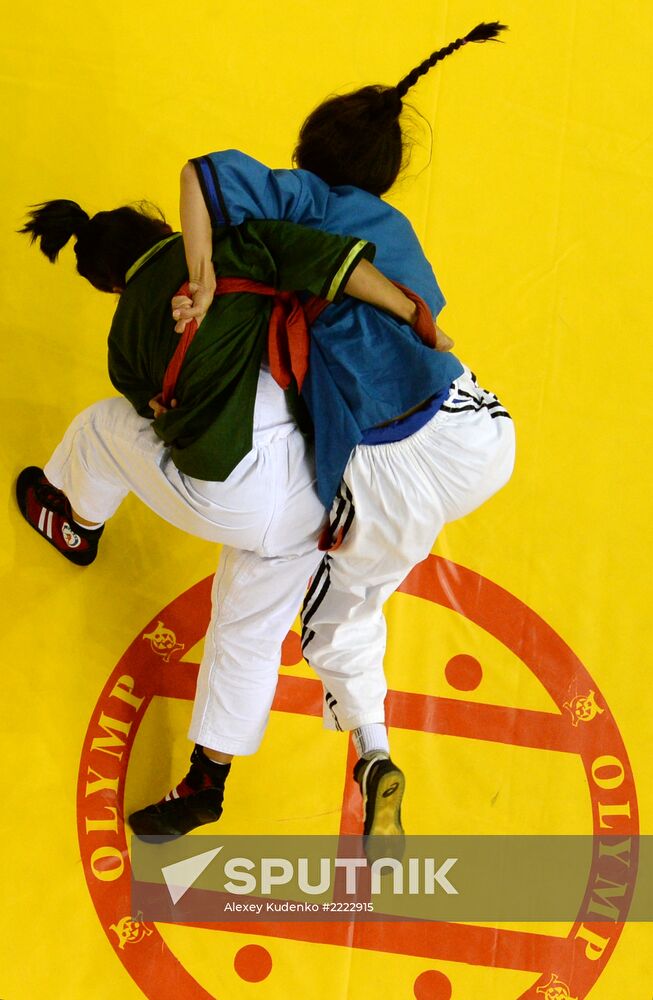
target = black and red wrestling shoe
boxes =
[15,466,103,566]
[129,745,231,841]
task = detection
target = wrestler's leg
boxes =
[302,372,515,839]
[128,419,325,838]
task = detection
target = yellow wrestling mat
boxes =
[2,1,652,997]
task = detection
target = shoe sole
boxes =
[129,803,222,841]
[366,767,405,837]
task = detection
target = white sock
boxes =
[352,723,390,759]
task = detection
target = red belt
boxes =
[162,277,437,408]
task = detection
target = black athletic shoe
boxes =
[16,466,103,566]
[353,753,405,861]
[129,746,230,841]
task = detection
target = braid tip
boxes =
[465,21,508,44]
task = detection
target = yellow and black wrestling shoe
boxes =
[353,752,405,861]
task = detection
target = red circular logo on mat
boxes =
[77,556,639,1000]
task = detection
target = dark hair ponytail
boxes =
[294,21,507,196]
[20,200,172,292]
[20,199,90,262]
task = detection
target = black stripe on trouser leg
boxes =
[337,486,355,543]
[326,483,352,543]
[441,396,511,421]
[302,555,331,622]
[301,626,315,652]
[302,485,349,618]
[301,479,355,655]
[324,690,342,731]
[302,483,356,637]
[442,397,508,414]
[302,493,355,632]
[455,388,498,405]
[301,555,331,638]
[441,403,479,414]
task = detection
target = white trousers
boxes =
[43,367,514,753]
[301,369,516,731]
[44,369,325,754]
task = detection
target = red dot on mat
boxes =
[234,944,272,983]
[413,969,453,1000]
[444,653,483,691]
[281,630,303,666]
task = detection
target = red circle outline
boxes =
[77,555,640,1000]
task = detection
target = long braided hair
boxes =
[294,21,507,196]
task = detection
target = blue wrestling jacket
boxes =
[191,150,464,508]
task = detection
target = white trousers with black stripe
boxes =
[301,368,516,732]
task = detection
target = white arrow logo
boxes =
[161,846,223,904]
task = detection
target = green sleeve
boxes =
[225,220,376,302]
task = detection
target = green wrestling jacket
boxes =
[108,221,374,481]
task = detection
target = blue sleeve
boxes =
[190,150,331,228]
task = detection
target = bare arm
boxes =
[173,162,216,332]
[343,258,417,325]
[344,261,453,351]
